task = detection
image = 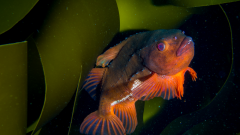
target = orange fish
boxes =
[80,29,197,135]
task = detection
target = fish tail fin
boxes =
[80,111,126,135]
[113,101,137,134]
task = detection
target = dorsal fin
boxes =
[131,67,197,100]
[83,68,106,100]
[96,39,127,67]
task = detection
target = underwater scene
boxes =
[0,0,240,135]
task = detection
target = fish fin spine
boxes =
[187,67,197,81]
[96,41,125,67]
[133,67,196,100]
[113,101,137,134]
[83,68,106,100]
[80,111,126,135]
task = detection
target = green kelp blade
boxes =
[0,42,27,135]
[0,0,38,35]
[66,0,120,134]
[28,0,120,134]
[116,0,199,32]
[143,97,165,123]
[67,65,82,135]
[167,0,240,7]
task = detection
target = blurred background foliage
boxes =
[0,0,38,35]
[0,42,27,135]
[0,0,239,135]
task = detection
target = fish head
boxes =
[141,29,195,75]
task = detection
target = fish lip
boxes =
[176,36,194,57]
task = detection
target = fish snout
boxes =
[176,36,194,57]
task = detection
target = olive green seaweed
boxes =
[27,0,120,134]
[167,0,240,7]
[0,42,27,135]
[116,0,239,32]
[0,0,38,34]
[116,0,198,32]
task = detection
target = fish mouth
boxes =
[176,36,194,57]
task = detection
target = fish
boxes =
[80,29,197,135]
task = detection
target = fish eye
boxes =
[182,31,185,34]
[157,43,165,51]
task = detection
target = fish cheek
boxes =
[170,47,194,75]
[141,47,158,73]
[142,46,176,75]
[156,54,177,75]
[143,49,166,74]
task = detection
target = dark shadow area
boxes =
[27,36,45,127]
[0,0,57,45]
[141,2,240,135]
[151,0,170,6]
[38,91,76,135]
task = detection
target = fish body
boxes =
[80,29,197,135]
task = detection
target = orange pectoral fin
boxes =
[113,100,137,134]
[132,74,177,101]
[187,67,197,81]
[132,67,196,101]
[83,68,106,100]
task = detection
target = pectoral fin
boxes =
[83,68,106,100]
[131,67,197,100]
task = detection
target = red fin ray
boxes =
[132,67,197,100]
[80,111,125,135]
[83,68,106,100]
[187,67,197,81]
[113,101,137,134]
[132,79,155,99]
